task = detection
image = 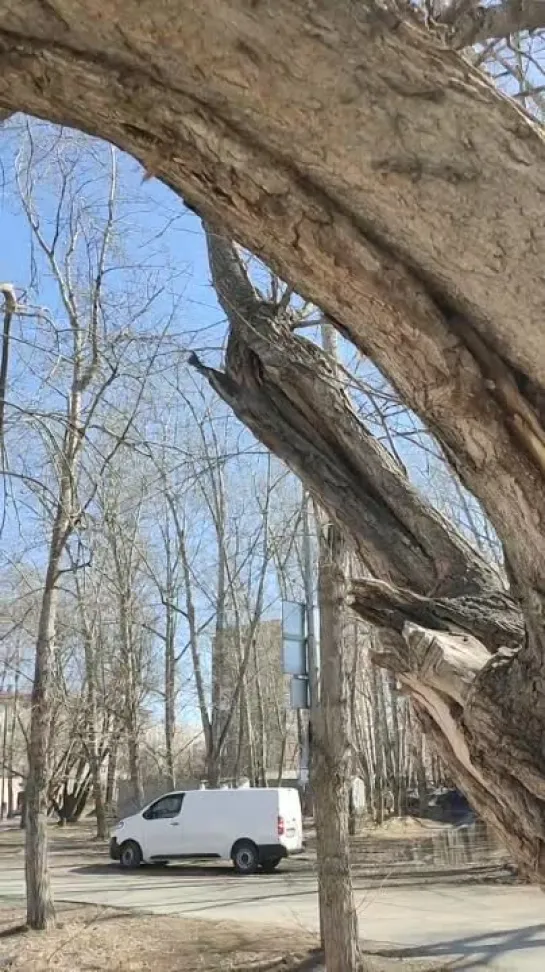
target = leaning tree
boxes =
[2,0,545,877]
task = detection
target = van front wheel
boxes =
[232,840,259,875]
[119,840,142,869]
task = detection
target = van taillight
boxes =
[277,815,285,836]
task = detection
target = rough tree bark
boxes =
[194,227,545,882]
[2,3,545,575]
[26,502,69,929]
[314,521,360,972]
[4,0,545,879]
[305,321,360,967]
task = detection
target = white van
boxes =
[109,786,303,874]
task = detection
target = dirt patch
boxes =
[0,904,313,971]
[0,904,464,971]
[364,818,439,841]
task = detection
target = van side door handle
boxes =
[170,821,180,826]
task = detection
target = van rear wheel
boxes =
[261,858,281,873]
[119,840,142,869]
[232,840,259,875]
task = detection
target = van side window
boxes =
[143,794,184,820]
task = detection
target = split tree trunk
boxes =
[196,227,545,882]
[3,2,545,583]
[6,0,545,883]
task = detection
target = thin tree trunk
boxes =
[117,580,144,808]
[26,571,58,930]
[275,703,287,788]
[7,670,19,819]
[233,678,245,785]
[127,732,144,809]
[253,639,267,787]
[412,720,428,818]
[105,732,118,819]
[371,667,386,826]
[175,516,213,778]
[0,285,16,456]
[210,487,228,786]
[1,692,8,820]
[80,613,108,840]
[313,521,360,972]
[164,599,176,789]
[388,675,403,817]
[242,676,257,785]
[348,625,359,836]
[26,366,84,926]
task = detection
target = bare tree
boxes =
[100,472,151,811]
[162,435,277,787]
[4,0,545,883]
[2,124,175,927]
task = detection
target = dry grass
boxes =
[0,904,315,971]
[364,818,440,840]
[0,904,464,971]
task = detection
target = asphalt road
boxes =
[1,837,545,969]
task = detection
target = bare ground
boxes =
[0,821,504,970]
[0,903,465,972]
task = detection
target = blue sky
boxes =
[0,119,499,740]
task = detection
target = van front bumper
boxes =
[109,836,121,861]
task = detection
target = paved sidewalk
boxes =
[1,850,544,969]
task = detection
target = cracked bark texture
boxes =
[1,3,545,577]
[197,225,545,881]
[2,0,545,875]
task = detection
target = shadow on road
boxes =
[70,862,283,879]
[70,859,514,890]
[378,923,545,969]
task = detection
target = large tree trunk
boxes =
[6,0,545,882]
[196,228,545,882]
[3,3,545,576]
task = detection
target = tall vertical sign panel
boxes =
[281,600,309,710]
[281,601,307,676]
